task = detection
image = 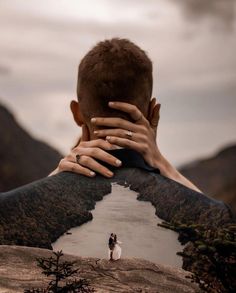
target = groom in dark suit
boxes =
[108,233,115,261]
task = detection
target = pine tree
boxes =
[24,250,94,293]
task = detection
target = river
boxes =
[53,183,183,267]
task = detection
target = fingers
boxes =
[69,140,122,178]
[94,128,145,142]
[79,139,117,150]
[76,147,122,168]
[58,137,124,178]
[58,159,96,177]
[108,101,149,127]
[91,117,139,132]
[60,147,119,178]
[78,155,114,178]
[106,136,148,156]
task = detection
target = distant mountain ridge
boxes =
[180,144,236,211]
[0,103,62,192]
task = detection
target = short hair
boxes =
[77,38,153,121]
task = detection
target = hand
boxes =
[91,98,162,169]
[49,99,201,192]
[50,125,122,178]
[90,101,201,192]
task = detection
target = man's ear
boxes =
[147,98,156,123]
[70,100,84,126]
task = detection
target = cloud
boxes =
[0,65,10,75]
[174,0,235,31]
[0,0,235,164]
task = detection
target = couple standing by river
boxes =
[108,233,122,261]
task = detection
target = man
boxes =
[52,38,201,193]
[0,38,234,249]
[108,233,115,261]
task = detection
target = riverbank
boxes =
[158,221,236,292]
[53,184,183,267]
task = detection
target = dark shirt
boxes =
[108,237,114,245]
[101,148,160,174]
[0,149,235,249]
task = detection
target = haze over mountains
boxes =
[180,145,236,211]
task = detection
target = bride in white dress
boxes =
[112,234,122,260]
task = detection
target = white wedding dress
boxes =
[109,241,122,260]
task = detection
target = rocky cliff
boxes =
[180,145,236,211]
[0,245,199,293]
[0,103,62,192]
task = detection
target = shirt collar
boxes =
[107,148,160,174]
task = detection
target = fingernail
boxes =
[90,171,96,176]
[94,130,98,134]
[115,159,122,166]
[91,118,96,123]
[109,101,114,106]
[107,171,113,177]
[106,136,111,140]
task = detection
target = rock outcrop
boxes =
[180,144,236,211]
[0,245,199,293]
[0,103,62,192]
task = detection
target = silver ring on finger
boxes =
[125,130,133,139]
[76,154,81,164]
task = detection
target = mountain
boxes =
[180,144,236,211]
[0,103,62,192]
[0,245,198,293]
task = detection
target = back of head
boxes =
[77,38,153,123]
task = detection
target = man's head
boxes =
[71,38,153,135]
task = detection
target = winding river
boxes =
[53,183,183,267]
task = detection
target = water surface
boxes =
[53,183,183,267]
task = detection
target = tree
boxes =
[24,250,94,293]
